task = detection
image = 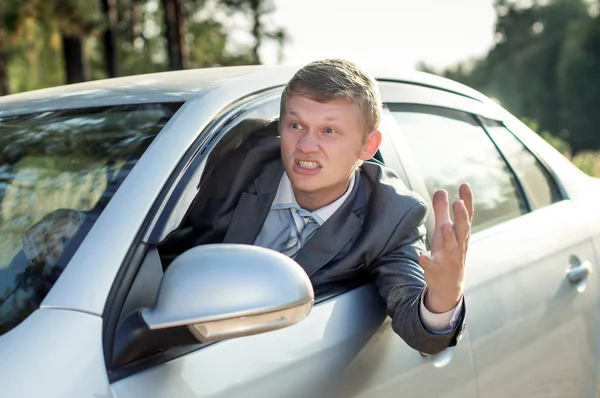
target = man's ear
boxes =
[359,130,382,160]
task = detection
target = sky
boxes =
[257,0,498,72]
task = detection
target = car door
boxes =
[386,98,598,398]
[108,91,478,398]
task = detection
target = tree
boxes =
[556,15,600,154]
[100,0,119,77]
[1,0,289,94]
[53,0,102,84]
[0,0,9,95]
[220,0,288,64]
[433,0,597,151]
[10,0,102,85]
[161,0,189,70]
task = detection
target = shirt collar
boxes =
[271,172,356,226]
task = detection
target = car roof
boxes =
[0,65,489,117]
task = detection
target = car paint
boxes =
[0,309,110,398]
[111,284,478,398]
[466,201,599,397]
[0,66,599,397]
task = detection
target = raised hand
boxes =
[418,183,474,313]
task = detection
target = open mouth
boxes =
[296,160,321,170]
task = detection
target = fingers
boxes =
[432,189,452,229]
[459,183,474,223]
[452,199,470,246]
[431,186,472,254]
[430,190,450,252]
[420,223,457,265]
[442,222,457,251]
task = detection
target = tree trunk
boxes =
[0,0,9,95]
[129,1,143,48]
[101,0,119,77]
[62,35,89,84]
[250,0,261,64]
[161,0,188,70]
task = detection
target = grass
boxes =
[571,151,600,177]
[539,131,600,177]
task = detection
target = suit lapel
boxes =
[294,172,366,277]
[223,161,283,244]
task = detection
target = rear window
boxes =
[0,103,181,335]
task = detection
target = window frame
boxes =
[477,117,567,208]
[383,102,553,237]
[378,80,568,223]
[102,87,415,380]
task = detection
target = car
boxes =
[1,64,599,398]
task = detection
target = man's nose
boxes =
[297,131,319,153]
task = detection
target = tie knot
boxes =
[277,207,316,259]
[290,207,314,233]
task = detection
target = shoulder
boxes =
[360,161,428,220]
[200,133,280,187]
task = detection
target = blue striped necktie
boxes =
[280,207,315,259]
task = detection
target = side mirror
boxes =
[142,244,313,342]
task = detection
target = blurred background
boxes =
[0,0,599,174]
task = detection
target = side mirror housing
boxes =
[112,244,314,368]
[142,244,313,342]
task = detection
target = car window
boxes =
[0,103,181,336]
[482,119,563,209]
[388,104,528,233]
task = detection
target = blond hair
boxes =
[280,59,382,136]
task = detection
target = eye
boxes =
[323,127,336,134]
[291,122,302,130]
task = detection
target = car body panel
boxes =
[380,82,600,397]
[378,81,501,121]
[0,309,109,398]
[0,66,262,116]
[111,284,478,398]
[464,200,598,397]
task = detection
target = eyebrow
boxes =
[288,111,340,122]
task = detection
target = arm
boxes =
[368,201,465,355]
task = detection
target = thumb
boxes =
[418,254,431,270]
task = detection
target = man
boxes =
[185,59,473,355]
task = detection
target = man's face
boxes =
[280,95,381,210]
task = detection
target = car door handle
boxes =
[567,260,591,284]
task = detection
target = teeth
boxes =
[298,161,320,169]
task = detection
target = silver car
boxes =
[1,66,599,398]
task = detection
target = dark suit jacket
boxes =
[182,135,465,354]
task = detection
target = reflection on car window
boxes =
[483,120,563,209]
[389,105,528,233]
[0,103,181,336]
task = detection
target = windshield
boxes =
[0,102,182,335]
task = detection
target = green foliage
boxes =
[556,13,600,154]
[522,117,600,178]
[1,0,287,93]
[572,151,600,177]
[427,0,600,154]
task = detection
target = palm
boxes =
[418,183,474,312]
